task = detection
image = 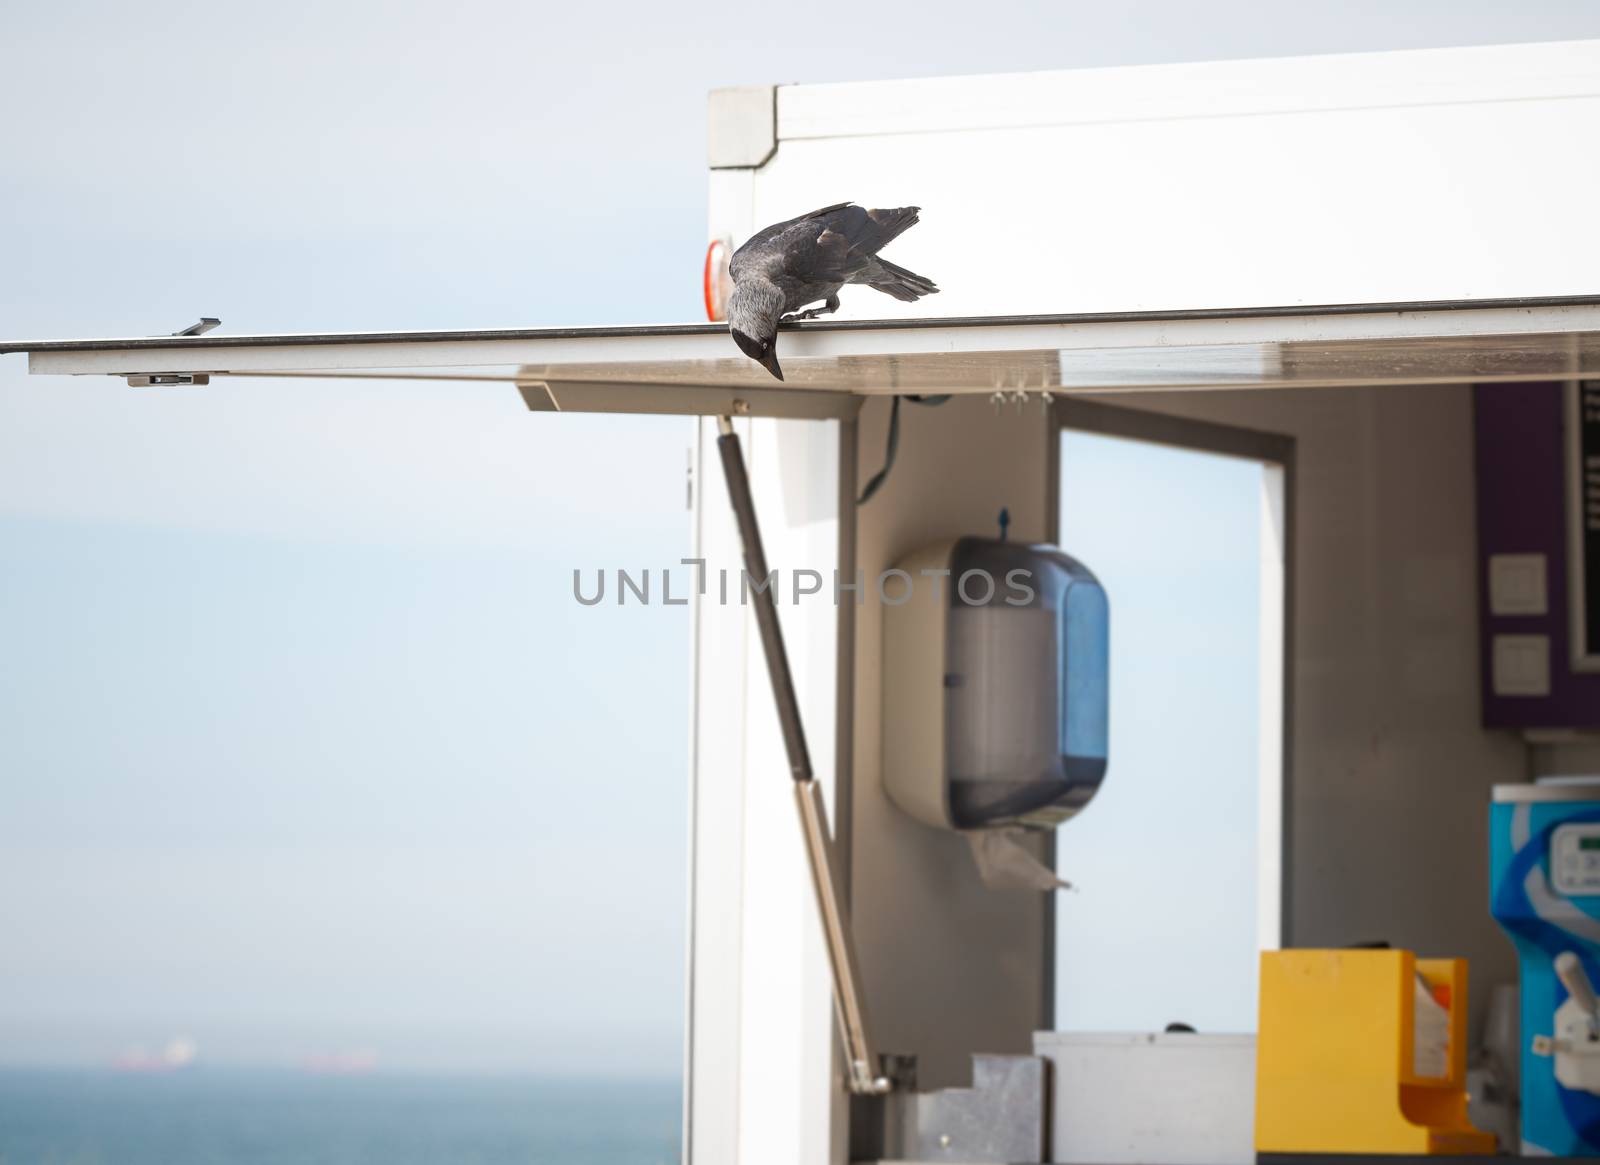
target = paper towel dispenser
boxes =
[883,536,1108,831]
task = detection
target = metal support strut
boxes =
[714,414,891,1096]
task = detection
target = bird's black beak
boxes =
[732,327,783,381]
[760,346,784,381]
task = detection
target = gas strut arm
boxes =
[714,415,890,1096]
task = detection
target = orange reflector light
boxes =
[704,238,732,322]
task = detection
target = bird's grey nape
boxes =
[728,279,785,341]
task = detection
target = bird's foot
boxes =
[783,296,841,323]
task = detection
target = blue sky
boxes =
[5,0,1600,1074]
[1055,432,1265,1032]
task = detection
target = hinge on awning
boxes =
[126,373,209,387]
[121,319,222,385]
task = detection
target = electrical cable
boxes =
[856,393,951,506]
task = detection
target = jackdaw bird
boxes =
[728,202,938,380]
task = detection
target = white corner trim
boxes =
[709,85,778,170]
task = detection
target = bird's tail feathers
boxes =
[863,205,922,248]
[864,256,939,302]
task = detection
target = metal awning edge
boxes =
[6,294,1600,354]
[8,296,1600,394]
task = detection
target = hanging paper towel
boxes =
[967,826,1073,891]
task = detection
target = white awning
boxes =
[5,296,1599,417]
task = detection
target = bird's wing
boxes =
[730,202,855,279]
[798,226,872,285]
[820,205,922,259]
[778,201,856,229]
[784,205,924,286]
[730,203,922,287]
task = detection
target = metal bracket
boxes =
[857,1054,1049,1163]
[126,373,209,387]
[516,378,859,421]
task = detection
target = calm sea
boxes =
[0,1070,681,1165]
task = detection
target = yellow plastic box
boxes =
[1255,949,1494,1156]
